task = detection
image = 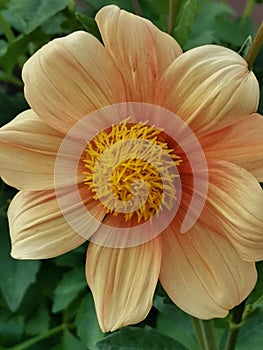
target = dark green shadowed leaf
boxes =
[52,245,86,268]
[75,293,104,350]
[0,214,40,312]
[0,309,24,347]
[0,88,27,126]
[52,268,87,313]
[96,326,189,350]
[25,302,50,336]
[2,0,72,34]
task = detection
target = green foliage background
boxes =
[0,0,262,349]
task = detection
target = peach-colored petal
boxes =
[201,113,263,182]
[156,45,259,135]
[22,31,126,134]
[89,212,168,248]
[160,222,257,319]
[86,238,161,332]
[0,110,65,190]
[198,160,263,261]
[9,186,105,259]
[96,5,182,102]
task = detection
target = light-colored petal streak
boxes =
[200,160,263,261]
[22,31,126,133]
[96,5,182,102]
[156,45,259,135]
[160,223,257,319]
[0,110,64,190]
[201,113,263,181]
[9,187,105,259]
[86,238,161,332]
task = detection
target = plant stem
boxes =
[239,0,255,30]
[7,324,73,350]
[224,301,246,350]
[168,0,181,35]
[245,21,263,69]
[0,13,15,43]
[225,326,240,350]
[192,317,206,350]
[192,318,218,350]
[200,320,219,350]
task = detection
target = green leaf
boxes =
[193,0,234,31]
[2,0,72,34]
[62,330,87,350]
[0,308,24,347]
[0,40,8,56]
[137,0,169,31]
[0,29,46,76]
[25,302,50,336]
[184,0,238,49]
[75,293,104,349]
[96,326,189,350]
[154,295,198,350]
[0,0,9,11]
[184,30,215,49]
[174,0,197,47]
[247,262,263,306]
[52,268,87,313]
[74,13,101,39]
[0,216,40,312]
[41,12,66,35]
[81,0,133,14]
[235,308,263,350]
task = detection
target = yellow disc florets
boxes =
[83,119,182,222]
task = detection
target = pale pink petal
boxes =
[9,186,105,259]
[0,110,65,190]
[201,113,263,181]
[22,31,126,133]
[156,45,259,135]
[198,160,263,261]
[160,222,257,319]
[86,238,161,332]
[96,5,182,102]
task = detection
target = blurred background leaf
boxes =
[1,0,72,34]
[0,215,40,312]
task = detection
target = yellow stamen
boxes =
[83,120,182,222]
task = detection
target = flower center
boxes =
[83,120,182,223]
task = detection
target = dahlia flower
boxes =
[1,5,263,332]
